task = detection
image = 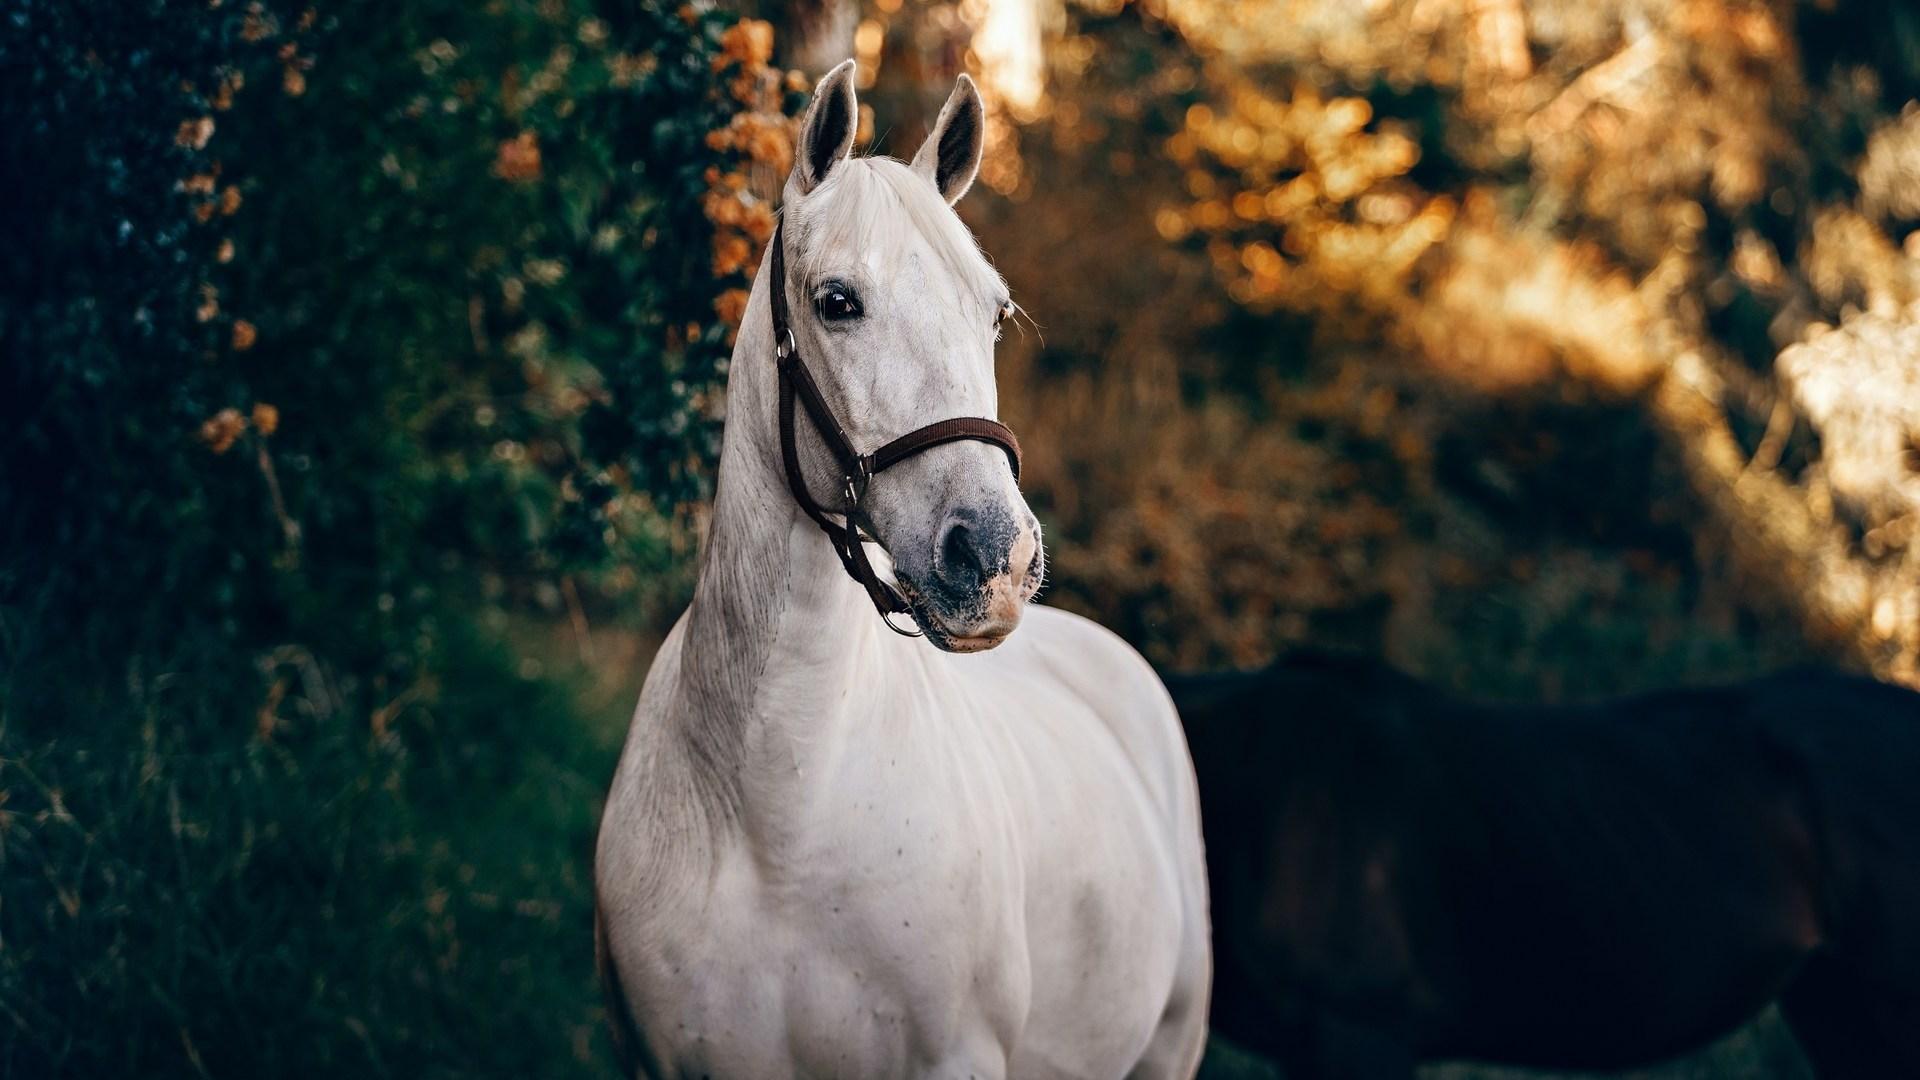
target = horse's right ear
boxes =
[792,59,858,196]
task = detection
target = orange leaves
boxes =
[712,288,750,326]
[176,117,215,150]
[1173,82,1409,184]
[212,69,244,111]
[197,402,280,453]
[712,19,779,106]
[492,131,542,183]
[700,186,775,242]
[188,179,241,223]
[697,27,798,336]
[1673,0,1785,57]
[702,182,777,333]
[715,19,774,71]
[1167,77,1443,319]
[702,109,792,175]
[240,1,275,43]
[710,234,752,278]
[198,408,247,454]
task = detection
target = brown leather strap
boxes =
[776,349,856,529]
[870,417,1020,479]
[766,219,1024,624]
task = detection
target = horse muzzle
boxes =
[907,510,1044,653]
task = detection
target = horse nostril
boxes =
[938,517,984,581]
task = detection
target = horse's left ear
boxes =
[912,74,985,205]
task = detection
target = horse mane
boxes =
[789,156,1007,307]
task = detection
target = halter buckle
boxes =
[842,455,873,512]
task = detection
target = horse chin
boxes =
[908,572,1033,653]
[911,605,1018,653]
[936,625,1016,653]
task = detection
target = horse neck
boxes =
[669,266,894,823]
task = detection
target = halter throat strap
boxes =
[767,219,1023,624]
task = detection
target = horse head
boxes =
[774,62,1043,652]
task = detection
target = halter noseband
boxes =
[768,219,1023,634]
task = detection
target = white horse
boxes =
[595,61,1210,1079]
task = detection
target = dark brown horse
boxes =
[1169,653,1920,1079]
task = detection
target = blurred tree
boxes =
[789,0,862,72]
[0,0,795,1074]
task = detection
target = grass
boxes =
[0,612,645,1080]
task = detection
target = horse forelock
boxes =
[789,157,1007,311]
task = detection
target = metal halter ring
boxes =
[774,326,796,361]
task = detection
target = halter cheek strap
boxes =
[767,219,1023,630]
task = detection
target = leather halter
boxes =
[768,219,1023,632]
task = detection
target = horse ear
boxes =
[912,74,984,205]
[793,60,858,195]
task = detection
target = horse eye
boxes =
[816,286,863,322]
[994,300,1014,325]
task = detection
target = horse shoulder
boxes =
[595,614,733,978]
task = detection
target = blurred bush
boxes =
[1147,0,1920,684]
[2,0,796,707]
[0,0,792,1074]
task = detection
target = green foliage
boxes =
[3,620,628,1079]
[1,0,756,702]
[0,0,774,1074]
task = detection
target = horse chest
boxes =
[601,606,1206,1079]
[618,760,1032,1078]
